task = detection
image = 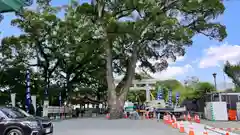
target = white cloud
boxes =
[141,56,191,80]
[115,64,192,81]
[150,64,193,80]
[199,43,240,68]
[147,55,185,66]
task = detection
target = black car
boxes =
[0,107,53,135]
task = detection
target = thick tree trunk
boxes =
[109,96,124,119]
[106,41,138,119]
[108,91,127,119]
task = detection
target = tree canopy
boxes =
[0,0,107,105]
[0,0,227,119]
[84,0,227,119]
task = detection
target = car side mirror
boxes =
[0,117,4,121]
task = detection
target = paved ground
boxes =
[201,120,240,134]
[53,118,182,135]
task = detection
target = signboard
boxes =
[146,85,150,101]
[11,93,16,107]
[168,89,172,107]
[43,100,49,117]
[157,86,163,100]
[236,102,240,120]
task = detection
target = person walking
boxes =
[28,100,35,115]
[156,109,160,122]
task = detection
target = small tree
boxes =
[224,61,240,88]
[195,82,216,99]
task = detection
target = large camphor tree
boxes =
[77,0,227,119]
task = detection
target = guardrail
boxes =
[46,106,106,120]
[48,106,72,114]
[47,106,72,120]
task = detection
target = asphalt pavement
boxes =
[53,118,182,135]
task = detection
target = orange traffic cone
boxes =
[188,112,192,121]
[173,122,178,128]
[167,115,170,124]
[194,115,200,123]
[172,122,175,128]
[169,115,173,124]
[184,114,187,121]
[124,113,128,119]
[203,129,208,135]
[179,121,185,133]
[164,115,166,124]
[171,115,177,128]
[226,131,229,135]
[145,112,149,119]
[106,113,110,119]
[165,115,168,124]
[169,119,173,126]
[173,115,177,123]
[177,122,180,129]
[188,124,195,135]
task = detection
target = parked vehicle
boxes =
[146,99,186,118]
[0,107,53,135]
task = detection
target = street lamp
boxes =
[212,73,217,90]
[212,73,222,102]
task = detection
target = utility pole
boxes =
[223,71,226,90]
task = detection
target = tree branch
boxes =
[49,59,60,75]
[115,43,138,95]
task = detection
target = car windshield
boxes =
[1,108,31,118]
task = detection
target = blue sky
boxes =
[0,0,240,89]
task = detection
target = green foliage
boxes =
[127,79,216,104]
[194,82,216,98]
[85,0,227,108]
[156,79,187,102]
[127,90,145,103]
[224,61,240,88]
[0,1,107,105]
[234,87,240,92]
[0,0,228,109]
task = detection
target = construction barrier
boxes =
[208,127,240,131]
[203,129,208,135]
[228,110,237,121]
[204,126,230,135]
